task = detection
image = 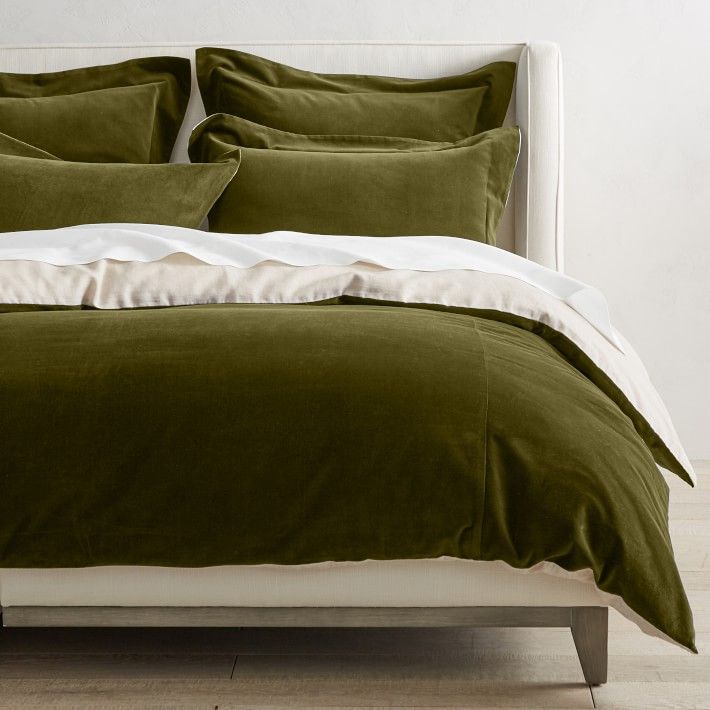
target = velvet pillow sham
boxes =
[0,135,239,232]
[196,47,515,142]
[189,114,520,244]
[0,84,162,163]
[0,56,191,162]
[0,131,59,159]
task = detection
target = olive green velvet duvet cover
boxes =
[0,225,696,652]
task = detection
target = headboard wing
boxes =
[0,41,563,271]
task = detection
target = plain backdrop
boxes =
[2,0,709,458]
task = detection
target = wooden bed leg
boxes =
[570,606,608,686]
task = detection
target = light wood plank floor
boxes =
[0,462,708,709]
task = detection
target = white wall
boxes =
[3,0,709,458]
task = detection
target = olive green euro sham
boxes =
[0,144,239,231]
[0,83,162,163]
[0,56,191,162]
[189,114,520,243]
[196,47,516,141]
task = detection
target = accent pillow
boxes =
[0,137,239,232]
[196,47,515,142]
[189,114,519,244]
[0,56,191,162]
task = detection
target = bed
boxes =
[0,41,695,687]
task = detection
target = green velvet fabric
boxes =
[196,47,516,141]
[0,84,161,163]
[0,56,191,162]
[0,300,694,651]
[189,115,520,244]
[0,139,239,231]
[0,131,59,159]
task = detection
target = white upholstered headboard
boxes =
[0,41,564,271]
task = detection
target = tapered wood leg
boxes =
[570,606,608,685]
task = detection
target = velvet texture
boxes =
[0,138,239,231]
[189,115,520,244]
[196,47,516,141]
[0,131,59,159]
[0,56,191,162]
[0,300,694,652]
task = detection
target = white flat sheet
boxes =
[0,224,617,345]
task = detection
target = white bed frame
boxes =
[0,42,608,685]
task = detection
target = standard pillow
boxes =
[189,114,519,244]
[0,137,239,232]
[0,56,191,162]
[196,47,515,142]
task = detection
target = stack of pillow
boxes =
[0,56,237,231]
[191,48,519,244]
[1,49,519,244]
